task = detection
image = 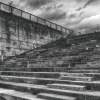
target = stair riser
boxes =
[0,68,68,72]
[62,74,85,77]
[85,74,100,80]
[61,77,93,81]
[0,77,54,85]
[0,72,60,78]
[38,95,75,100]
[73,68,100,70]
[47,85,85,91]
[69,71,99,73]
[62,74,100,80]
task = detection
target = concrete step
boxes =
[61,76,93,81]
[0,81,100,100]
[0,67,69,72]
[62,72,100,80]
[54,79,100,91]
[61,73,86,77]
[37,93,76,100]
[73,66,100,69]
[0,71,60,78]
[69,69,99,73]
[0,88,43,100]
[0,74,96,86]
[47,83,86,91]
[74,64,100,69]
[0,75,58,85]
[85,73,100,80]
[0,80,46,92]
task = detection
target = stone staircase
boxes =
[1,36,100,99]
[0,69,100,100]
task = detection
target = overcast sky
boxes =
[0,0,100,33]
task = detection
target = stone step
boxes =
[0,75,68,85]
[0,75,58,85]
[0,88,43,100]
[0,81,100,100]
[61,76,93,81]
[74,64,100,69]
[69,69,99,73]
[0,67,69,72]
[37,93,76,100]
[0,74,96,85]
[61,73,86,77]
[62,72,100,79]
[73,66,100,69]
[85,73,100,80]
[47,83,86,91]
[0,71,60,78]
[54,79,100,91]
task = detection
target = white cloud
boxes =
[78,14,100,29]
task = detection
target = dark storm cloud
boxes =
[68,14,76,18]
[40,10,66,21]
[75,0,85,3]
[20,0,53,9]
[83,0,96,8]
[57,4,63,8]
[76,7,83,11]
[45,4,63,12]
[76,0,99,11]
[45,6,52,11]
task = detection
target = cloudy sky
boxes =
[0,0,100,33]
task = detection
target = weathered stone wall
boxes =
[0,2,71,57]
[0,15,62,56]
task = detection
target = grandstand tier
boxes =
[0,32,100,100]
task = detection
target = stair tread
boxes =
[56,79,100,85]
[62,76,92,79]
[0,71,60,74]
[71,69,99,71]
[48,84,85,88]
[0,75,93,82]
[86,73,100,75]
[0,75,95,83]
[62,72,100,76]
[0,88,14,93]
[61,73,85,75]
[0,75,57,80]
[38,93,76,100]
[0,88,43,100]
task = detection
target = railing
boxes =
[0,2,73,34]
